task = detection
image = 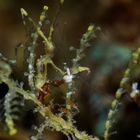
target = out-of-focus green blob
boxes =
[91,42,131,75]
[91,42,131,65]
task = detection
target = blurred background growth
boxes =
[1,0,140,140]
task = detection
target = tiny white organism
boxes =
[130,82,139,98]
[63,68,73,83]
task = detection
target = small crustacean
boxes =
[38,80,64,105]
